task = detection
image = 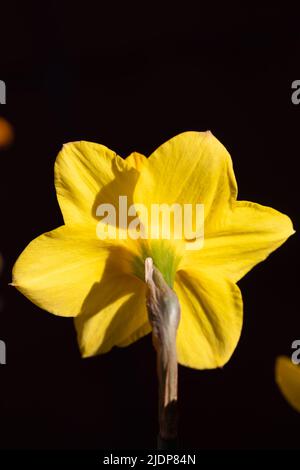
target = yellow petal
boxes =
[75,274,150,356]
[55,141,142,224]
[12,224,140,317]
[181,201,295,282]
[275,356,300,412]
[174,267,243,369]
[126,151,147,171]
[133,131,237,232]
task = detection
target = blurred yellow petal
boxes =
[0,117,14,148]
[12,224,140,317]
[75,274,150,356]
[181,201,295,282]
[55,141,141,224]
[275,356,300,412]
[133,131,237,233]
[174,267,242,369]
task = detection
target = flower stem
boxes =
[145,258,181,448]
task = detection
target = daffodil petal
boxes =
[133,131,237,232]
[12,224,140,317]
[275,356,300,412]
[75,274,150,356]
[55,141,141,224]
[126,151,147,171]
[174,267,243,369]
[181,201,295,282]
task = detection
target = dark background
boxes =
[0,2,299,450]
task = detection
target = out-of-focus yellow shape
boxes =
[12,133,294,369]
[275,355,300,412]
[0,117,14,148]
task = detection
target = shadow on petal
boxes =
[75,247,150,357]
[91,158,140,228]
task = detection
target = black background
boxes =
[0,2,299,450]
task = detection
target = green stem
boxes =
[145,257,180,445]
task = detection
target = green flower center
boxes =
[132,240,182,287]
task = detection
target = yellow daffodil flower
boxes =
[275,356,300,412]
[12,132,294,369]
